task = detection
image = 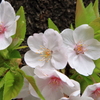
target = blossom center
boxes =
[92,88,100,98]
[37,46,52,62]
[0,24,5,34]
[74,44,84,54]
[49,76,62,86]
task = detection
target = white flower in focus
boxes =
[0,0,19,50]
[60,90,94,100]
[29,67,80,100]
[61,24,100,76]
[25,29,67,69]
[83,83,100,100]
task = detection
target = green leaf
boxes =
[93,0,99,18]
[94,59,100,69]
[0,67,8,77]
[3,71,24,100]
[75,0,87,27]
[8,6,26,50]
[17,69,45,100]
[9,50,21,58]
[48,18,60,32]
[89,17,100,33]
[0,87,4,100]
[94,32,100,41]
[86,3,96,23]
[0,78,5,89]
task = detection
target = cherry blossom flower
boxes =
[25,29,67,69]
[60,90,94,100]
[83,83,100,100]
[29,67,80,100]
[0,0,19,50]
[61,24,100,76]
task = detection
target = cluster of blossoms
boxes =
[1,0,100,100]
[17,24,100,100]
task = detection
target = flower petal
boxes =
[27,33,44,53]
[0,1,16,24]
[29,76,49,98]
[42,84,63,100]
[83,83,100,97]
[74,24,94,43]
[68,50,95,76]
[61,29,75,46]
[23,95,39,100]
[21,65,34,76]
[51,46,67,69]
[55,70,74,87]
[84,39,100,60]
[34,66,54,79]
[62,79,80,96]
[24,50,45,68]
[43,29,63,50]
[5,20,17,38]
[0,34,12,50]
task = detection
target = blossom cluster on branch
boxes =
[0,0,100,100]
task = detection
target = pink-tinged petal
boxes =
[84,39,100,60]
[1,1,16,24]
[51,46,67,69]
[83,83,100,99]
[68,50,95,76]
[74,24,94,43]
[27,33,44,53]
[43,29,63,50]
[55,70,74,87]
[42,85,63,100]
[0,34,12,50]
[62,79,80,96]
[61,29,75,46]
[24,50,45,68]
[4,20,17,38]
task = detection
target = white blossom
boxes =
[61,24,100,76]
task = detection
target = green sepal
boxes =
[86,3,96,23]
[75,0,87,27]
[17,69,45,100]
[93,0,99,18]
[89,17,100,33]
[3,70,24,100]
[70,23,74,30]
[48,18,60,33]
